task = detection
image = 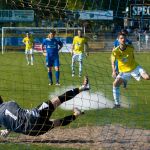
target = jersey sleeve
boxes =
[42,39,46,45]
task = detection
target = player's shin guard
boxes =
[59,115,76,126]
[55,71,60,83]
[113,86,120,105]
[48,71,53,83]
[58,88,79,103]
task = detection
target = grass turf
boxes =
[0,52,150,130]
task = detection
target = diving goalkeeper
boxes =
[0,76,89,137]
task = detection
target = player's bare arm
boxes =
[84,42,89,56]
[71,44,74,56]
[58,45,63,51]
[111,54,117,78]
[42,44,47,56]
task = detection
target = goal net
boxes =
[0,0,150,150]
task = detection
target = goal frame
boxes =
[1,27,85,54]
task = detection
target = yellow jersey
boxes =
[73,36,87,54]
[111,45,138,72]
[22,37,34,50]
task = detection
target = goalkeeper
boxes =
[0,76,89,137]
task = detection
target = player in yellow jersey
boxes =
[22,33,34,65]
[111,32,150,108]
[71,30,89,77]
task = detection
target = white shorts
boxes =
[117,66,146,81]
[25,49,33,55]
[72,54,84,62]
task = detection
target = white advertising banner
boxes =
[78,10,113,20]
[0,10,34,22]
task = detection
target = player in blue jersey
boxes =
[0,77,90,137]
[42,30,63,86]
[113,29,132,88]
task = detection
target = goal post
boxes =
[1,27,84,54]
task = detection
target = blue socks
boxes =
[55,71,60,83]
[48,71,60,83]
[48,71,53,83]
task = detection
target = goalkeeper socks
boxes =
[48,71,53,83]
[55,71,60,83]
[113,86,120,105]
[58,88,79,103]
[59,115,76,126]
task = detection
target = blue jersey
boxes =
[42,38,63,58]
[113,38,132,47]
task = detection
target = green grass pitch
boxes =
[0,52,150,149]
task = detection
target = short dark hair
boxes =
[121,29,128,35]
[49,30,56,34]
[118,32,126,38]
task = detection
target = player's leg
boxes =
[78,61,82,77]
[71,54,76,77]
[50,76,89,109]
[131,66,150,81]
[50,108,84,128]
[46,57,53,85]
[48,67,53,85]
[113,72,130,108]
[36,76,89,119]
[30,49,34,65]
[55,66,60,85]
[54,58,60,85]
[113,78,123,108]
[25,50,30,65]
[78,54,83,77]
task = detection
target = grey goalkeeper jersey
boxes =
[0,101,52,136]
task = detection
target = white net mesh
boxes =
[0,0,150,149]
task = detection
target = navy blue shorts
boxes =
[46,57,60,67]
